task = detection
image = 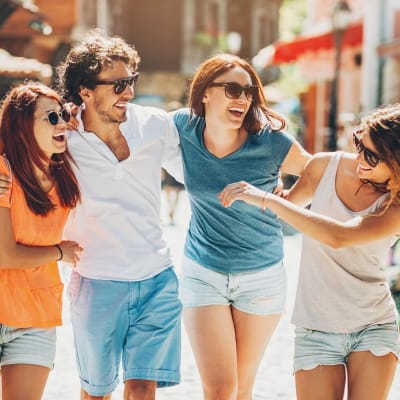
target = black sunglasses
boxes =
[209,82,258,100]
[352,131,383,168]
[46,109,71,126]
[95,72,140,95]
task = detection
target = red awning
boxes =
[254,22,363,67]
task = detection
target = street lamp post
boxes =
[327,0,352,151]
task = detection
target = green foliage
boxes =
[194,31,228,52]
[280,0,307,40]
[194,31,215,48]
[274,65,308,97]
[273,0,308,97]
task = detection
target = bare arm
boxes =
[272,194,400,247]
[0,207,83,268]
[285,153,330,206]
[280,140,312,177]
[219,182,400,247]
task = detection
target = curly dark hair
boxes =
[56,29,140,105]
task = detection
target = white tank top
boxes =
[292,152,398,333]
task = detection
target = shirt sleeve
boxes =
[162,111,184,183]
[0,156,12,208]
[271,129,296,166]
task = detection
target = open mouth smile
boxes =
[53,133,65,142]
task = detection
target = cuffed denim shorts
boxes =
[180,256,286,315]
[0,324,56,369]
[68,267,182,397]
[294,322,400,372]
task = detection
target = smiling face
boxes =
[202,66,253,129]
[33,96,67,158]
[355,130,393,183]
[84,60,135,125]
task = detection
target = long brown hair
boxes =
[188,53,286,133]
[0,82,80,215]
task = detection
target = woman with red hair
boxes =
[0,82,82,400]
[173,53,310,399]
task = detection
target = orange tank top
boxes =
[0,157,70,328]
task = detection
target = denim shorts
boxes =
[180,256,286,315]
[0,324,56,369]
[68,267,182,397]
[294,322,400,372]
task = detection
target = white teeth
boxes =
[229,107,244,113]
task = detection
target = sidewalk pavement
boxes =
[43,192,400,399]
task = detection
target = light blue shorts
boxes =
[0,324,56,369]
[294,322,400,372]
[180,256,286,315]
[68,267,182,397]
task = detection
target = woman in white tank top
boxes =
[219,103,400,400]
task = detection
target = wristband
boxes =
[55,244,63,261]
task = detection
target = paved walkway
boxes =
[43,192,400,399]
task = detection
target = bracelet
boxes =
[261,193,267,212]
[55,244,63,261]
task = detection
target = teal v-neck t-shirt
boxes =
[173,108,294,274]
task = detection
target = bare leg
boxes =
[347,351,397,400]
[2,364,50,400]
[232,308,281,400]
[81,389,111,399]
[295,365,346,400]
[123,379,156,400]
[184,305,238,400]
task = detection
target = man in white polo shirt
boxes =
[57,29,183,400]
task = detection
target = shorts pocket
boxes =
[161,268,180,297]
[295,327,315,339]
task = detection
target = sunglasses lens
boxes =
[247,86,258,99]
[114,74,139,95]
[225,83,242,99]
[47,110,70,125]
[225,83,257,100]
[47,111,59,126]
[114,82,126,95]
[365,151,378,168]
[353,132,379,168]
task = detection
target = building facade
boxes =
[0,0,281,104]
[91,0,282,103]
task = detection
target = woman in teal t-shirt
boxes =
[173,53,310,399]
